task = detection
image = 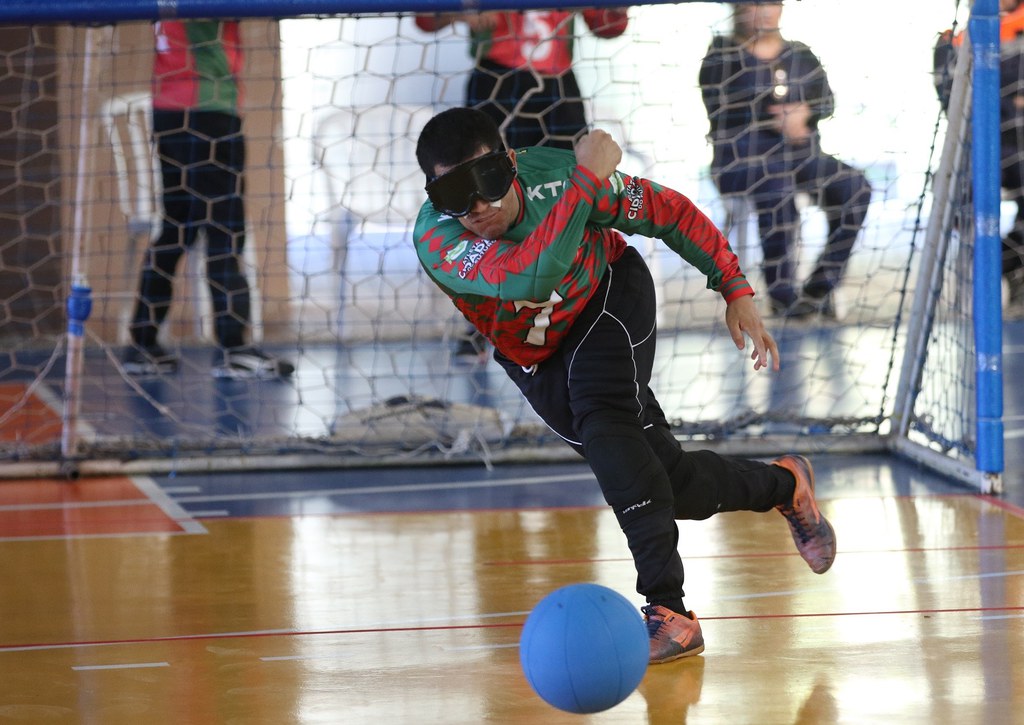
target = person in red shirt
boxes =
[415,9,628,150]
[123,20,293,378]
[415,9,628,354]
[413,107,838,663]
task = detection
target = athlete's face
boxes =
[432,148,520,241]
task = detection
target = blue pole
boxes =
[60,279,93,465]
[971,0,1004,476]
[66,282,93,339]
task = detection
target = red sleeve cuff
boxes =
[720,277,755,303]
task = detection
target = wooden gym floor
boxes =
[1,455,1022,724]
[1,323,1023,723]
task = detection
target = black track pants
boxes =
[496,247,795,604]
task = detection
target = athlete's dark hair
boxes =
[416,107,505,180]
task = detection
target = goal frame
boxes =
[0,0,1004,493]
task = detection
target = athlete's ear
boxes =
[508,148,517,168]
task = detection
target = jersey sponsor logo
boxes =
[443,239,469,265]
[624,177,645,220]
[525,180,568,202]
[459,239,495,279]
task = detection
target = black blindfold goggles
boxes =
[425,150,517,218]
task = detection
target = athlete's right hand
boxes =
[574,129,622,181]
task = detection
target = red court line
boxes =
[0,382,61,445]
[483,542,1024,566]
[2,605,1021,653]
[980,494,1024,519]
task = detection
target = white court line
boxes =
[0,611,532,654]
[0,529,202,544]
[714,570,1024,603]
[0,499,159,512]
[161,486,202,495]
[132,476,207,535]
[32,383,98,441]
[72,662,169,671]
[185,510,230,518]
[976,613,1024,620]
[170,472,596,505]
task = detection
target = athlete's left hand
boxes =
[725,295,779,372]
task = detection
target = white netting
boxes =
[0,2,991,485]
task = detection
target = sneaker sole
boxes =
[809,518,837,574]
[650,643,705,665]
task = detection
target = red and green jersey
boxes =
[414,10,628,77]
[414,146,753,367]
[152,20,243,113]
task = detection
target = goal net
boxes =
[0,0,1003,491]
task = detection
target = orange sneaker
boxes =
[642,605,705,664]
[772,454,837,574]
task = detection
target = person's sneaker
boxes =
[212,347,295,380]
[642,605,705,664]
[772,454,837,574]
[123,343,178,375]
[779,293,837,321]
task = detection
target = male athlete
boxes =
[412,107,836,663]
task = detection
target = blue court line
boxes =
[168,471,597,504]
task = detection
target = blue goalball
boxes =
[519,583,649,714]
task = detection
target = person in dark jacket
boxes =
[699,2,871,319]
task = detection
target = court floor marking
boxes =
[980,494,1024,517]
[71,662,170,671]
[23,380,99,443]
[0,530,206,544]
[0,498,162,512]
[131,475,207,535]
[1,605,1022,655]
[0,475,207,540]
[162,479,1024,521]
[260,654,349,662]
[165,472,598,506]
[484,542,1024,567]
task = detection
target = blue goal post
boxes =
[0,0,1005,490]
[970,0,1004,479]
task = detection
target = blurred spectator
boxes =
[123,20,294,378]
[935,0,1024,317]
[699,2,871,319]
